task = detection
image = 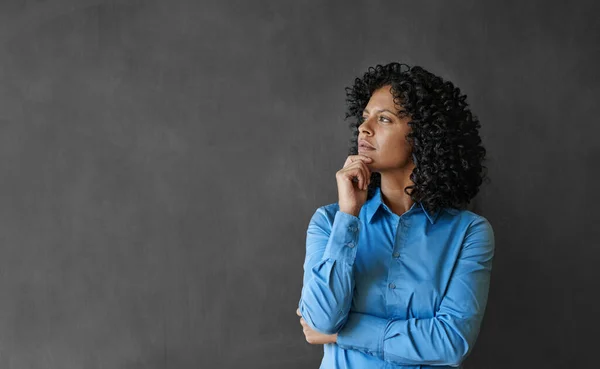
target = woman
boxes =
[296,62,495,369]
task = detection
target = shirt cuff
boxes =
[322,210,361,265]
[336,312,387,360]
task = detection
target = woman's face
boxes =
[358,85,414,172]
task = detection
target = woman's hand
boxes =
[337,155,373,216]
[296,308,338,344]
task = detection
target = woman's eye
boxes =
[361,115,391,123]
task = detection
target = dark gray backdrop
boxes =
[0,0,597,368]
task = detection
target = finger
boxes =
[345,168,364,191]
[344,161,369,190]
[296,308,301,316]
[360,161,372,190]
[354,154,374,162]
[344,155,373,168]
[355,159,371,190]
[349,162,370,191]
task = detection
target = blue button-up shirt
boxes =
[298,186,495,368]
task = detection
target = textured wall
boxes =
[0,0,597,368]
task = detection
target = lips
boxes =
[358,139,375,149]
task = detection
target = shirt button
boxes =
[389,282,396,289]
[346,242,355,248]
[392,251,400,258]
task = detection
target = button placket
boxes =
[387,217,408,302]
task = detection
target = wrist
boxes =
[339,208,360,217]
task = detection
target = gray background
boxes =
[0,0,598,368]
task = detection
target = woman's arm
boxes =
[336,216,495,367]
[297,207,361,335]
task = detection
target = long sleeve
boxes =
[298,207,361,335]
[336,216,495,367]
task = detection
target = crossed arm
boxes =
[297,207,495,367]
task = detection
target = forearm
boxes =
[336,311,476,367]
[299,209,361,334]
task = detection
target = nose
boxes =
[358,118,372,135]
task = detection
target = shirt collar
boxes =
[365,186,443,225]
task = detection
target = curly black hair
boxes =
[345,62,489,214]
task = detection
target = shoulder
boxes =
[308,202,340,226]
[444,209,495,250]
[304,203,339,241]
[441,207,494,238]
[464,210,494,236]
[443,208,493,229]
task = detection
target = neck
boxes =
[379,166,416,217]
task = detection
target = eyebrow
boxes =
[363,108,405,117]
